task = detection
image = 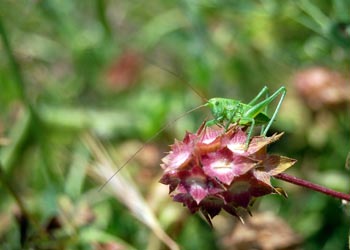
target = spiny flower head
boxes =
[160,122,296,225]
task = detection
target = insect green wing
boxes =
[253,112,271,125]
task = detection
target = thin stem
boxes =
[0,163,49,243]
[0,164,32,225]
[275,173,350,201]
[96,0,111,38]
[0,16,27,104]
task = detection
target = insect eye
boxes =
[215,101,219,106]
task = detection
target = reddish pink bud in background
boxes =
[293,66,350,111]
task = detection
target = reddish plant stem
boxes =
[275,173,350,201]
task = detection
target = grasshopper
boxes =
[205,86,286,147]
[99,69,286,190]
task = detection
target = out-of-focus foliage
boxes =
[0,0,349,249]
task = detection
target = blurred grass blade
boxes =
[80,227,137,250]
[297,0,330,33]
[346,152,350,170]
[64,142,90,199]
[0,108,32,171]
[83,134,180,250]
[39,105,132,137]
[137,9,186,49]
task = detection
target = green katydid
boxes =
[205,86,286,147]
[99,70,286,190]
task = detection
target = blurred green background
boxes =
[0,0,349,249]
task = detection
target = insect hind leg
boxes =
[248,86,269,106]
[247,86,271,135]
[262,86,286,136]
[260,88,269,135]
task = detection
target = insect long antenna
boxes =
[98,104,206,191]
[144,58,208,103]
